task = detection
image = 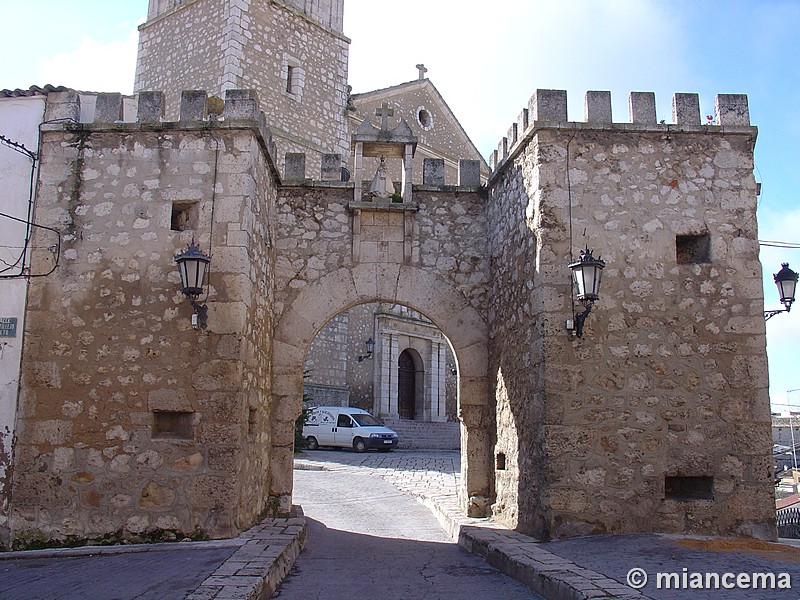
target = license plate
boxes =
[383,440,392,444]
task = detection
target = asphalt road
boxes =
[274,467,542,599]
[0,544,238,600]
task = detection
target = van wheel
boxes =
[353,437,367,453]
[306,436,319,450]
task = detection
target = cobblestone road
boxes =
[277,450,542,599]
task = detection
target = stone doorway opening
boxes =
[397,348,420,420]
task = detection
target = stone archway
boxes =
[269,263,491,517]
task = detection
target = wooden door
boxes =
[398,350,416,420]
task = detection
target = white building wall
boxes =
[0,95,45,543]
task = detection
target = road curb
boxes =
[458,526,649,600]
[411,487,648,599]
[187,511,307,600]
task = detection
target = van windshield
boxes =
[352,413,382,427]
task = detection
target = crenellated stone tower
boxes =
[135,0,350,175]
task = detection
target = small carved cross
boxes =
[416,63,428,80]
[375,102,394,130]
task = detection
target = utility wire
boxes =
[759,241,800,249]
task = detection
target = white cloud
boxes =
[37,28,139,94]
[345,0,690,158]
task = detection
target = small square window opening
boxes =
[676,233,711,264]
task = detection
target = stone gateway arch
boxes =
[270,263,492,517]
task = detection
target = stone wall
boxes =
[11,90,278,546]
[489,90,775,540]
[487,159,539,533]
[135,0,350,177]
[342,303,375,410]
[302,309,350,408]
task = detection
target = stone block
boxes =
[138,91,165,123]
[224,89,259,119]
[517,107,529,133]
[284,153,306,182]
[95,93,123,123]
[585,90,612,123]
[672,92,701,125]
[208,446,238,472]
[208,302,247,334]
[423,158,445,186]
[148,388,192,412]
[186,475,237,509]
[529,89,568,122]
[140,481,177,508]
[497,137,508,161]
[320,153,341,180]
[489,150,498,172]
[44,91,81,122]
[169,452,204,473]
[629,91,656,124]
[29,420,73,445]
[180,90,208,121]
[715,94,750,126]
[507,122,518,146]
[459,160,481,187]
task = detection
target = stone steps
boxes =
[381,418,460,450]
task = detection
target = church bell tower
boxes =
[135,0,350,174]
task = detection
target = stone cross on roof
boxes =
[416,63,428,80]
[375,102,394,130]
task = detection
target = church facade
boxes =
[0,0,776,548]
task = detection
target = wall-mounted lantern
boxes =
[566,248,605,338]
[175,241,211,330]
[357,337,375,363]
[765,263,798,321]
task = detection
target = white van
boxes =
[302,406,399,452]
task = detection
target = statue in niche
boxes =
[368,156,394,200]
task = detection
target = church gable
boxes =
[349,77,489,185]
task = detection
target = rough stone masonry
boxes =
[5,82,774,546]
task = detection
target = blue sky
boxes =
[1,0,798,410]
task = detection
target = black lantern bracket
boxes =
[357,337,375,363]
[569,301,595,338]
[190,300,208,330]
[566,247,605,338]
[765,262,798,322]
[174,241,211,330]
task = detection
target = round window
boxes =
[416,107,434,131]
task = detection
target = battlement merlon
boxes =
[524,89,750,127]
[490,89,754,176]
[39,88,281,179]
